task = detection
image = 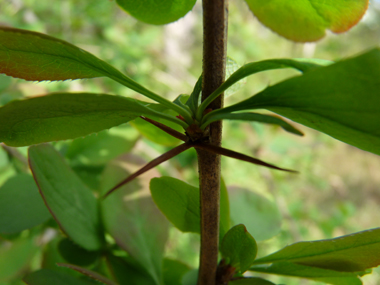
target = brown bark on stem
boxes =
[197,0,228,284]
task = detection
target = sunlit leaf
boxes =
[0,27,190,115]
[101,154,169,285]
[245,0,369,42]
[250,262,364,285]
[0,174,50,234]
[229,187,282,242]
[29,144,103,251]
[253,228,380,272]
[218,49,380,156]
[0,93,165,147]
[116,0,197,25]
[220,224,257,273]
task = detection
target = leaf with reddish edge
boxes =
[29,144,103,251]
[57,263,117,285]
[0,27,190,116]
[100,153,169,285]
[23,269,90,285]
[245,0,369,42]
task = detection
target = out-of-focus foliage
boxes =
[0,0,380,284]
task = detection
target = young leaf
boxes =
[216,49,380,156]
[149,176,230,240]
[225,57,246,98]
[229,278,276,285]
[229,187,282,242]
[0,174,50,234]
[219,178,231,239]
[0,237,38,282]
[23,269,90,285]
[115,0,197,25]
[186,74,203,114]
[29,144,103,251]
[0,92,185,147]
[201,112,303,136]
[253,227,380,272]
[100,154,169,285]
[245,0,369,42]
[250,262,364,285]
[57,263,117,285]
[197,58,329,119]
[0,27,191,117]
[220,224,258,273]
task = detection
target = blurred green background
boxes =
[0,0,380,284]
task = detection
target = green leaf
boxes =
[219,178,231,239]
[101,155,169,285]
[150,177,200,233]
[163,258,191,285]
[218,49,380,156]
[201,112,303,136]
[115,0,197,25]
[245,0,368,42]
[106,255,156,285]
[149,176,230,240]
[229,277,276,285]
[57,263,117,285]
[229,187,282,242]
[29,144,103,251]
[197,58,329,119]
[0,27,190,116]
[0,174,50,234]
[250,262,364,285]
[0,237,38,282]
[131,115,183,146]
[0,93,179,147]
[225,57,246,98]
[66,126,139,166]
[186,74,202,114]
[23,269,90,285]
[221,224,257,273]
[58,238,99,267]
[253,228,380,272]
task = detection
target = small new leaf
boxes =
[221,224,258,273]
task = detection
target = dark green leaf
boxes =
[218,49,380,156]
[0,174,50,234]
[101,154,169,285]
[201,112,303,136]
[221,224,257,273]
[197,58,330,119]
[23,269,89,285]
[229,187,282,242]
[250,262,364,285]
[163,258,191,285]
[106,254,156,285]
[245,0,368,42]
[0,93,173,147]
[0,27,190,116]
[116,0,197,25]
[186,74,202,114]
[66,126,139,166]
[29,144,103,251]
[0,237,38,282]
[253,227,380,272]
[57,263,117,285]
[229,277,276,285]
[58,238,99,267]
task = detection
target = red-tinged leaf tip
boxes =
[57,263,117,285]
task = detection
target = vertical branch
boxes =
[197,0,228,284]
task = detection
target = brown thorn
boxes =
[194,143,297,173]
[140,116,188,141]
[102,142,193,199]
